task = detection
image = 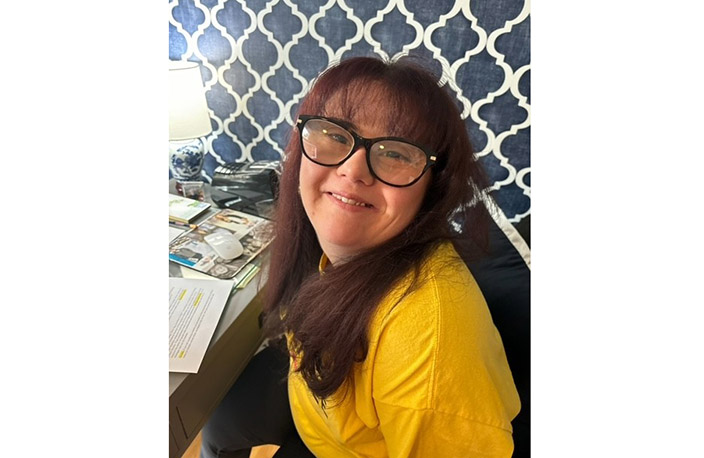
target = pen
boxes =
[169,221,198,229]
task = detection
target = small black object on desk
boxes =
[211,160,281,219]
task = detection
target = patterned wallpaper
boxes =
[169,0,530,222]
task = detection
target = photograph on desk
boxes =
[169,209,274,280]
[209,208,261,238]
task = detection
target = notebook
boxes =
[169,194,211,224]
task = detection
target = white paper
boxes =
[169,278,235,373]
[179,263,259,288]
[179,265,215,280]
[169,226,186,242]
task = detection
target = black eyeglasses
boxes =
[296,115,436,187]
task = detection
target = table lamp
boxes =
[169,60,213,183]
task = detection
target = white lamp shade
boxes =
[169,61,213,141]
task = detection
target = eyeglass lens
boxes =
[301,118,427,186]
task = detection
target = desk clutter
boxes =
[169,185,275,375]
[168,165,278,375]
[169,202,274,281]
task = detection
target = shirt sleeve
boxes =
[376,400,515,458]
[369,264,518,457]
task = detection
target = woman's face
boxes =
[298,100,431,264]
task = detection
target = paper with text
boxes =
[169,278,235,373]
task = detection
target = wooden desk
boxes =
[169,181,269,457]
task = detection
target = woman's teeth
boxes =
[331,193,369,207]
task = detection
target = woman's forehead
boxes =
[322,82,385,113]
[319,83,412,137]
[322,104,387,130]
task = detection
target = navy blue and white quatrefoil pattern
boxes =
[169,0,530,222]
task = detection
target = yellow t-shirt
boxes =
[288,242,521,457]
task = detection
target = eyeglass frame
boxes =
[296,115,437,188]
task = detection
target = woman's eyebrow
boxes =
[327,116,357,131]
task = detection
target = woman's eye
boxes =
[321,127,350,145]
[328,133,350,144]
[382,150,411,163]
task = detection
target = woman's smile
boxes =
[326,191,374,209]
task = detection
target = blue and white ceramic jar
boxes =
[169,138,204,181]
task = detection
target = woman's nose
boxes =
[336,146,374,185]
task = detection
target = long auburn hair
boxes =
[264,56,491,401]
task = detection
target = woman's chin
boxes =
[318,235,371,260]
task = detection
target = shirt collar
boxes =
[318,252,329,274]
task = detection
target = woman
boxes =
[202,56,520,457]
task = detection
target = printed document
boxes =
[169,277,235,373]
